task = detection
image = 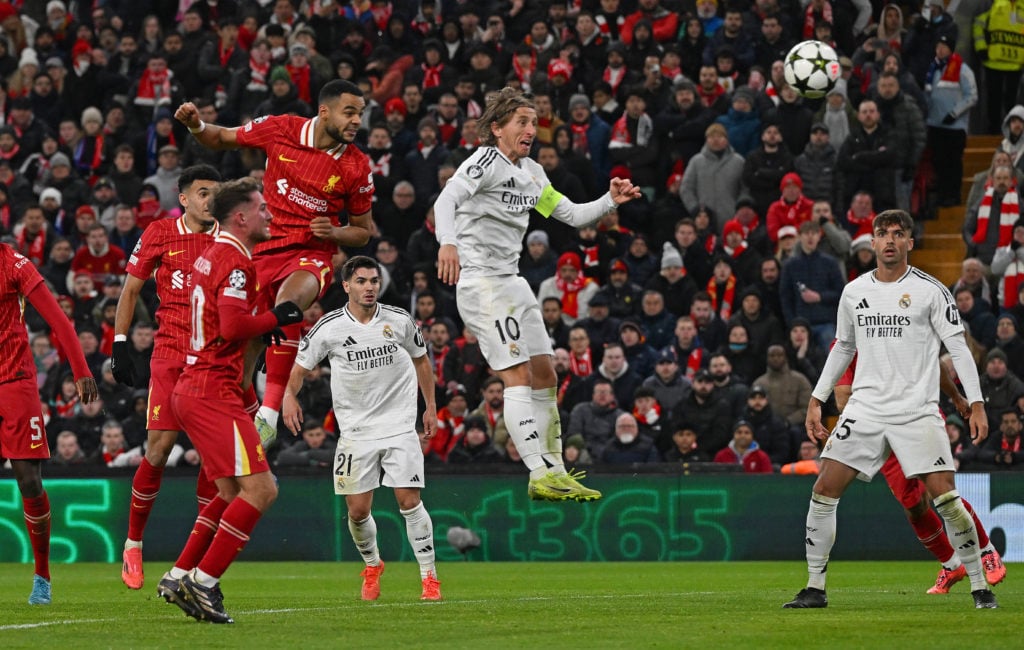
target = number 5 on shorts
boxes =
[835,417,856,440]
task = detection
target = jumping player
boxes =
[174,79,373,446]
[434,86,641,502]
[283,255,442,601]
[834,354,1006,594]
[156,178,304,623]
[0,240,98,604]
[112,164,223,590]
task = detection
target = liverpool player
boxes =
[174,79,374,446]
[0,242,98,604]
[834,353,1007,594]
[157,177,303,624]
[111,164,223,590]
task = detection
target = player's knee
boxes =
[397,493,421,512]
[348,507,371,522]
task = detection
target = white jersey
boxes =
[832,266,963,424]
[296,303,426,440]
[446,146,552,279]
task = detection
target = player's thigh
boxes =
[255,247,333,306]
[172,393,270,482]
[333,436,386,495]
[887,414,956,479]
[148,357,185,431]
[0,379,48,461]
[457,276,551,371]
[380,432,426,489]
[820,414,890,480]
[880,451,927,509]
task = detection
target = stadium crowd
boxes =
[3,0,1024,474]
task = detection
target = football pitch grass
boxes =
[0,561,1019,648]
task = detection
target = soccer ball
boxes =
[783,40,841,99]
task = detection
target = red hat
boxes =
[556,251,582,271]
[384,96,407,116]
[723,220,744,239]
[72,39,92,61]
[610,258,628,273]
[780,172,803,190]
[0,4,17,22]
[547,58,573,81]
[666,159,684,190]
[75,205,96,218]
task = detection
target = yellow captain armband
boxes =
[535,184,564,218]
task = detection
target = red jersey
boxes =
[176,233,267,399]
[70,244,127,289]
[125,216,220,360]
[234,114,374,255]
[0,244,43,384]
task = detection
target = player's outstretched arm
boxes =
[26,282,98,403]
[412,355,437,438]
[282,364,310,436]
[175,101,241,151]
[310,211,372,247]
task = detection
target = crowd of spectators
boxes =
[3,0,1024,473]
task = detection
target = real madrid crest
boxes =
[899,293,911,309]
[382,324,394,339]
[509,342,521,358]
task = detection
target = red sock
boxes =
[23,492,51,581]
[909,506,955,564]
[175,496,229,571]
[262,323,302,411]
[197,498,263,579]
[962,498,990,547]
[195,466,218,510]
[127,457,164,542]
[243,384,259,416]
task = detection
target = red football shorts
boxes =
[170,392,269,481]
[881,451,927,509]
[148,357,186,431]
[254,245,334,307]
[0,378,49,461]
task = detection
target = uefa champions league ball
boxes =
[783,40,841,99]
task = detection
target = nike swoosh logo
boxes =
[272,349,292,355]
[278,154,298,163]
[30,442,45,449]
[168,250,185,257]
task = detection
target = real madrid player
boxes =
[282,255,441,601]
[434,86,641,502]
[784,210,998,610]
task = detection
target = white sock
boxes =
[257,405,280,430]
[532,387,566,474]
[169,566,187,579]
[933,490,986,591]
[401,502,436,579]
[805,493,838,591]
[348,514,381,566]
[125,539,142,550]
[501,385,546,475]
[194,568,218,588]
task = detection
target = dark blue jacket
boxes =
[779,247,845,328]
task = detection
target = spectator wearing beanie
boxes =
[538,252,600,326]
[766,172,815,243]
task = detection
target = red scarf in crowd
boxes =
[512,51,536,86]
[569,348,593,377]
[603,66,627,95]
[555,252,594,319]
[0,202,11,231]
[973,184,1020,247]
[707,275,737,320]
[135,68,172,107]
[697,83,726,108]
[1004,264,1023,309]
[633,401,662,425]
[287,63,312,103]
[1002,433,1022,453]
[16,226,45,265]
[248,55,270,91]
[421,63,443,88]
[939,52,963,83]
[570,122,590,157]
[803,3,833,40]
[846,208,877,239]
[684,347,703,379]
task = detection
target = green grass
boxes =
[0,561,1019,648]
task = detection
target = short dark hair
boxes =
[178,164,222,193]
[319,79,364,105]
[873,209,913,235]
[341,254,381,282]
[209,177,261,224]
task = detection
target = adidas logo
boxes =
[933,457,947,467]
[418,545,434,553]
[805,537,815,546]
[410,474,421,483]
[525,432,539,441]
[958,540,977,550]
[501,178,516,189]
[855,298,870,310]
[342,336,358,347]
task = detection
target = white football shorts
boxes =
[820,412,956,480]
[332,431,425,495]
[456,275,553,371]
